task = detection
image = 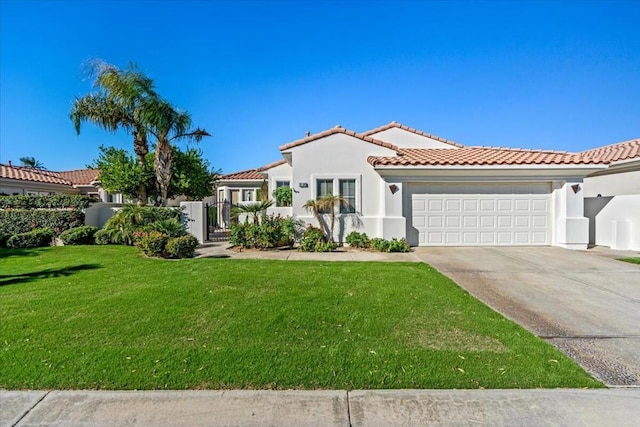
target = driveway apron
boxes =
[413,246,640,386]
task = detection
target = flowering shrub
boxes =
[298,225,336,252]
[133,231,169,257]
[165,235,199,258]
[229,214,303,249]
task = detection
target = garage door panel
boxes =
[411,183,551,246]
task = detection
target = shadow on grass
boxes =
[0,264,101,286]
[0,247,44,260]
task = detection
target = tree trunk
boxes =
[154,138,173,207]
[133,129,149,204]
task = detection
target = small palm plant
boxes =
[317,193,348,243]
[231,200,274,224]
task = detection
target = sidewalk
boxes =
[195,242,422,262]
[3,389,640,426]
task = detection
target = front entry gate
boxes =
[205,201,232,242]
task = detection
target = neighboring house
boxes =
[582,139,640,250]
[0,162,122,203]
[214,122,640,250]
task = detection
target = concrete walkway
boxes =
[3,389,640,426]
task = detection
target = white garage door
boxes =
[411,183,551,246]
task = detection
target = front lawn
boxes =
[0,246,601,390]
[619,257,640,265]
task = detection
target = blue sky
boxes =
[1,0,638,174]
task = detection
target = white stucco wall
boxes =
[366,127,460,149]
[283,133,398,241]
[551,180,589,250]
[590,195,640,250]
[584,169,640,197]
[84,203,121,228]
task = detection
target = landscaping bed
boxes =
[0,246,602,390]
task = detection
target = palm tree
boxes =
[231,200,274,224]
[303,199,327,236]
[145,99,210,206]
[19,156,45,169]
[317,193,348,243]
[70,59,157,203]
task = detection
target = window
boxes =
[276,180,290,189]
[316,179,333,213]
[274,180,291,207]
[339,179,356,213]
[242,189,253,202]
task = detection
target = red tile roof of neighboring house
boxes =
[360,121,465,148]
[579,138,640,164]
[279,126,400,152]
[0,165,101,186]
[58,169,100,186]
[0,165,73,185]
[220,159,287,180]
[367,147,611,167]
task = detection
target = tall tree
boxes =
[19,156,45,169]
[146,100,210,206]
[70,59,157,203]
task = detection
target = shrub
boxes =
[165,235,199,259]
[146,218,186,237]
[387,238,411,253]
[6,228,54,248]
[370,238,390,252]
[100,205,183,245]
[0,194,97,210]
[94,229,112,245]
[0,209,85,236]
[299,225,335,252]
[345,231,370,248]
[133,231,169,257]
[229,215,303,249]
[59,226,99,245]
[0,233,9,248]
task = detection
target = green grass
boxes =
[0,246,601,390]
[618,257,640,265]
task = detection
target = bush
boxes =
[387,238,410,253]
[229,215,303,249]
[345,231,370,248]
[6,228,54,248]
[146,218,186,237]
[165,235,199,259]
[100,205,183,245]
[0,209,85,236]
[94,229,112,245]
[133,231,169,257]
[0,233,9,248]
[0,194,97,210]
[59,226,99,245]
[370,238,390,252]
[299,225,336,252]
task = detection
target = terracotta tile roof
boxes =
[579,138,640,164]
[1,165,101,186]
[58,169,100,186]
[368,147,611,167]
[360,121,464,148]
[279,125,400,152]
[0,164,73,185]
[220,159,286,181]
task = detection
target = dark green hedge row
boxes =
[0,194,98,210]
[0,209,85,236]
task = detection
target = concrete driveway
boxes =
[413,246,640,386]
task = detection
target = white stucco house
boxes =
[217,122,639,250]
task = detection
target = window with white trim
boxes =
[339,179,356,213]
[316,178,333,213]
[242,189,253,202]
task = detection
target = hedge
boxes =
[0,209,85,236]
[6,228,54,249]
[59,226,99,245]
[0,194,97,210]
